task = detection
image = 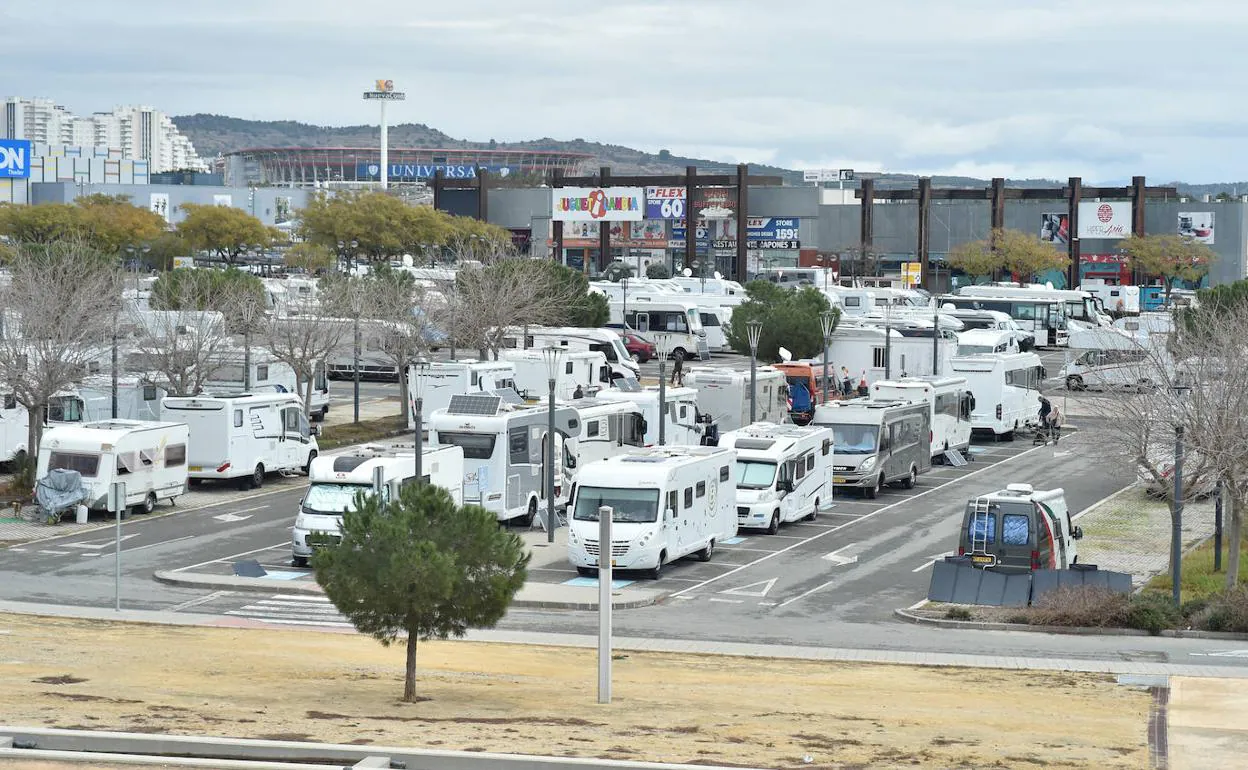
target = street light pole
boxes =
[747,320,763,423]
[1171,425,1184,608]
[541,346,564,542]
[932,299,940,376]
[412,358,429,484]
[820,310,835,404]
[353,313,361,424]
[884,303,893,380]
[655,333,671,446]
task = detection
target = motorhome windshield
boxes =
[736,460,777,489]
[436,432,496,460]
[303,483,372,514]
[47,451,100,477]
[573,487,660,523]
[831,424,879,454]
[46,396,84,423]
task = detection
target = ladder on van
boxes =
[970,497,992,555]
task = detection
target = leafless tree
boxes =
[0,241,122,475]
[259,309,350,418]
[451,248,571,359]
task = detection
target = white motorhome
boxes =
[941,307,1036,351]
[501,326,640,381]
[429,393,581,524]
[719,422,834,534]
[684,366,787,433]
[597,385,709,447]
[37,419,189,515]
[609,298,709,360]
[1080,281,1140,315]
[812,398,932,498]
[47,376,166,426]
[0,394,29,463]
[870,377,973,460]
[410,360,517,430]
[826,322,958,386]
[160,392,319,489]
[566,445,738,579]
[956,328,1019,356]
[1058,326,1170,391]
[500,349,611,401]
[948,352,1044,439]
[559,398,647,491]
[203,349,331,421]
[291,443,465,567]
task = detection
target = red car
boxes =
[620,331,657,363]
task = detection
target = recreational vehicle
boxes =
[609,297,710,360]
[948,352,1044,439]
[501,326,640,381]
[566,445,738,579]
[411,360,517,429]
[160,392,319,490]
[1058,327,1169,391]
[597,385,710,446]
[500,349,611,401]
[0,394,28,463]
[770,362,828,425]
[812,398,931,498]
[291,443,466,567]
[719,422,834,533]
[429,393,581,524]
[826,323,958,387]
[47,377,166,426]
[37,419,189,515]
[684,366,786,433]
[958,483,1081,573]
[560,398,647,489]
[203,349,331,421]
[941,308,1035,351]
[1080,282,1140,315]
[869,377,973,460]
[955,328,1019,356]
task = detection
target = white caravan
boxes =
[869,377,973,459]
[684,366,787,433]
[941,307,1036,351]
[500,349,611,401]
[0,394,29,463]
[203,349,331,421]
[719,422,834,534]
[501,326,640,381]
[597,385,710,447]
[948,352,1044,439]
[160,392,319,489]
[566,445,738,579]
[826,322,958,386]
[291,443,465,567]
[1080,281,1140,315]
[956,328,1020,356]
[429,393,581,524]
[609,298,709,360]
[37,419,189,515]
[410,360,517,430]
[47,377,166,426]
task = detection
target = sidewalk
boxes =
[1169,677,1248,769]
[154,526,669,611]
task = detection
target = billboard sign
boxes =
[902,262,922,287]
[802,169,854,182]
[1077,201,1131,239]
[1178,212,1215,244]
[645,187,686,220]
[357,163,512,180]
[552,187,645,221]
[693,187,736,219]
[0,139,31,179]
[746,218,800,240]
[713,239,801,250]
[1039,213,1069,245]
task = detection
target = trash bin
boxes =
[75,504,88,524]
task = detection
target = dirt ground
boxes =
[0,613,1150,769]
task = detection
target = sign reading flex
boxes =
[0,139,31,179]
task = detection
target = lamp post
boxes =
[1171,425,1184,608]
[819,310,835,403]
[883,302,893,380]
[541,346,564,542]
[411,358,430,484]
[353,311,361,424]
[621,275,628,330]
[932,299,940,376]
[654,333,671,446]
[746,320,763,423]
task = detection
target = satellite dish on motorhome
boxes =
[942,302,956,311]
[713,271,722,280]
[683,267,693,277]
[402,254,414,267]
[1045,282,1055,290]
[778,346,793,363]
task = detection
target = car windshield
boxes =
[303,483,372,514]
[736,460,777,489]
[437,432,496,460]
[573,486,660,523]
[832,424,878,454]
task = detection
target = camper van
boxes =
[160,392,319,489]
[291,443,465,567]
[827,322,958,386]
[941,308,1035,351]
[203,349,331,421]
[609,298,710,360]
[870,377,973,460]
[812,398,931,498]
[770,362,830,425]
[500,349,611,401]
[958,483,1081,573]
[684,366,786,433]
[948,352,1043,439]
[955,329,1019,356]
[719,422,834,533]
[429,393,581,524]
[566,446,738,579]
[597,385,710,446]
[37,419,189,515]
[1080,282,1140,315]
[410,360,517,430]
[560,398,647,489]
[501,326,640,381]
[0,394,28,463]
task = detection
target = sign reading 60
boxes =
[659,198,684,219]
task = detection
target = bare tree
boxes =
[120,284,237,396]
[260,310,350,418]
[451,248,572,359]
[0,241,122,477]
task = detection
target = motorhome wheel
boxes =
[805,498,818,521]
[648,552,665,580]
[767,511,780,535]
[251,464,265,489]
[577,566,597,577]
[521,498,537,527]
[697,539,715,562]
[134,492,156,516]
[865,474,883,499]
[1065,375,1084,391]
[303,450,318,475]
[902,465,917,489]
[292,556,309,568]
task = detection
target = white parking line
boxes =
[172,542,291,573]
[167,590,233,612]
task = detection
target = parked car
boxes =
[619,331,657,363]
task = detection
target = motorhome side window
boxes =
[587,420,600,438]
[234,410,243,428]
[284,409,300,432]
[795,458,806,480]
[667,490,678,513]
[695,481,706,498]
[720,465,730,481]
[165,444,186,467]
[806,454,815,472]
[508,428,528,464]
[49,451,100,477]
[872,348,886,368]
[2,394,14,410]
[844,297,860,307]
[565,361,574,375]
[143,385,158,401]
[256,365,269,381]
[683,487,693,509]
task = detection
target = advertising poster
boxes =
[149,193,170,223]
[1039,213,1069,244]
[212,194,233,207]
[274,195,292,225]
[693,187,736,219]
[630,220,667,245]
[1076,201,1130,239]
[645,187,686,220]
[1178,212,1215,244]
[551,186,645,221]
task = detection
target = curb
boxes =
[892,607,1248,641]
[153,570,665,611]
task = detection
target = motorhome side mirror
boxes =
[779,480,794,493]
[309,425,320,436]
[1073,526,1084,540]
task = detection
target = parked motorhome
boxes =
[948,352,1043,439]
[956,328,1019,356]
[941,308,1035,351]
[940,293,1067,346]
[500,349,611,401]
[684,366,786,433]
[812,398,931,498]
[870,377,973,460]
[291,443,465,566]
[429,393,581,524]
[203,349,331,421]
[160,392,319,490]
[0,394,29,463]
[609,298,710,360]
[1080,282,1140,315]
[37,419,189,515]
[719,422,834,533]
[47,377,166,426]
[566,445,738,579]
[597,385,710,447]
[958,483,1081,573]
[1058,327,1169,391]
[826,322,958,386]
[411,360,517,430]
[500,326,640,381]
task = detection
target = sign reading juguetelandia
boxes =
[551,187,645,221]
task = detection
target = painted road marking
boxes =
[173,541,290,573]
[708,598,744,604]
[37,550,71,555]
[64,534,140,550]
[720,578,777,598]
[167,590,233,613]
[213,512,253,523]
[821,543,860,567]
[912,554,952,573]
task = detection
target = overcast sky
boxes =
[5,0,1245,183]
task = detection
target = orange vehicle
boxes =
[772,362,840,425]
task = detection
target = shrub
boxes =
[1006,613,1032,625]
[1125,592,1181,635]
[1027,586,1129,628]
[1199,586,1248,633]
[944,607,973,621]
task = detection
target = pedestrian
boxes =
[572,384,585,399]
[840,366,852,397]
[669,350,685,387]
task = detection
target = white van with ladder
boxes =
[160,392,319,490]
[411,360,517,430]
[719,422,834,534]
[291,443,465,567]
[949,352,1043,439]
[870,377,973,461]
[567,446,738,579]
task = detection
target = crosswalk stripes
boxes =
[224,594,355,629]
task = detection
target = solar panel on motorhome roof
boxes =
[493,387,525,406]
[621,455,668,463]
[614,378,642,392]
[447,394,502,416]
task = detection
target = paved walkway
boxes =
[1169,677,1248,769]
[1076,484,1215,587]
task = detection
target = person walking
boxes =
[840,366,853,397]
[669,350,685,387]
